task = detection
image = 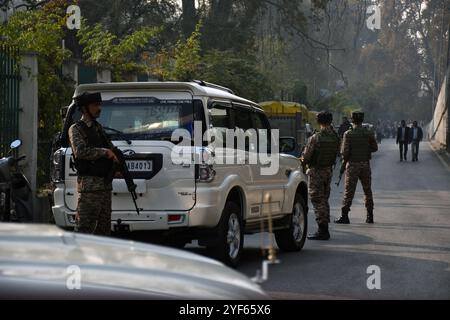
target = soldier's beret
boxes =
[74,92,102,109]
[317,111,333,124]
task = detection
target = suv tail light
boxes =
[51,149,65,183]
[196,164,215,182]
[195,148,215,182]
[168,214,185,224]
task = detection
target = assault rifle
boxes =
[336,160,347,186]
[112,147,140,215]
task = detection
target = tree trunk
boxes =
[182,0,197,38]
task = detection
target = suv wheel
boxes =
[275,194,307,251]
[209,201,243,267]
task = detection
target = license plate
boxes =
[126,160,153,172]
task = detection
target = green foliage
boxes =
[0,1,75,187]
[77,20,161,81]
[292,80,309,105]
[172,21,202,81]
[199,49,273,102]
[144,20,273,102]
[78,0,178,39]
[0,6,68,63]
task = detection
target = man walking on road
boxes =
[335,112,378,224]
[410,121,423,162]
[396,120,410,161]
[301,111,340,240]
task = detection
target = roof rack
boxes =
[192,80,235,95]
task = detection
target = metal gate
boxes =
[0,45,20,156]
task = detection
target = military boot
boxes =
[307,223,330,240]
[366,210,374,224]
[334,209,350,224]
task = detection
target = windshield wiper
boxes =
[103,127,132,145]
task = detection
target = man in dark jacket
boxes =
[410,121,423,162]
[396,120,410,162]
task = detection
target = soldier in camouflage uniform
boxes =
[68,92,119,236]
[335,112,378,224]
[301,111,340,240]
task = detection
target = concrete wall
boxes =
[62,60,112,85]
[428,71,448,150]
[18,52,38,197]
[97,69,111,83]
[62,59,78,86]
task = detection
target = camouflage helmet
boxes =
[316,111,333,125]
[351,111,364,123]
[74,92,102,110]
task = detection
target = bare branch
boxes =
[261,0,346,52]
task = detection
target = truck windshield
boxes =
[98,98,194,141]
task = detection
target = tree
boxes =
[143,20,273,102]
[199,49,274,102]
[78,0,178,38]
[0,0,75,186]
[77,20,161,81]
[172,21,202,81]
[181,0,197,39]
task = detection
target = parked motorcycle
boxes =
[0,139,33,222]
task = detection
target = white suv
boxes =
[52,81,309,266]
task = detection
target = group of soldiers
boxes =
[301,111,378,241]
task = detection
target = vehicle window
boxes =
[252,112,272,153]
[64,97,195,142]
[232,107,255,152]
[210,106,231,129]
[210,104,232,148]
[233,107,253,131]
[253,112,270,130]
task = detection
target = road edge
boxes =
[428,141,450,173]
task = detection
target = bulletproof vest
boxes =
[348,127,371,162]
[72,120,113,177]
[310,130,339,168]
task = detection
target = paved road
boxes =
[190,139,450,299]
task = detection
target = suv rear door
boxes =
[251,111,286,216]
[62,91,199,215]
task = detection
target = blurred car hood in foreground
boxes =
[0,223,268,299]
